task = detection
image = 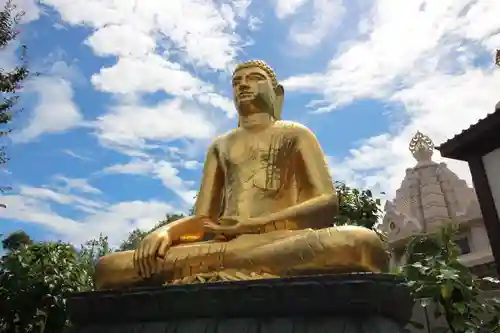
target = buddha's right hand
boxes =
[133,229,172,278]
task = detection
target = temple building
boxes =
[380,131,496,277]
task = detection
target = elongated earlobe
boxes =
[274,84,285,120]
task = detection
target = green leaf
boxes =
[410,262,424,269]
[437,269,459,280]
[454,302,466,314]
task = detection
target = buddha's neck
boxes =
[239,113,274,132]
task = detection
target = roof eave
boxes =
[437,109,500,160]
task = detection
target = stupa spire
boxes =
[409,131,434,163]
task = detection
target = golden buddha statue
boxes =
[94,60,389,290]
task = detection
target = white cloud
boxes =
[1,194,82,235]
[285,0,500,200]
[248,15,262,31]
[0,0,43,78]
[183,160,201,170]
[274,0,308,19]
[85,24,156,58]
[290,0,345,47]
[89,53,236,122]
[1,189,175,246]
[12,60,83,144]
[2,177,178,245]
[232,0,252,18]
[42,0,248,71]
[94,98,217,150]
[79,200,175,245]
[12,75,82,143]
[274,0,345,47]
[91,55,201,96]
[62,149,90,161]
[41,0,242,152]
[0,40,21,72]
[151,1,244,70]
[455,0,499,47]
[326,155,365,190]
[102,159,152,175]
[154,160,198,204]
[49,60,87,86]
[19,185,104,214]
[53,175,102,194]
[103,158,197,206]
[284,0,499,111]
[90,54,236,117]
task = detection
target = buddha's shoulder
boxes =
[216,127,243,141]
[209,121,316,147]
[209,128,243,149]
[273,120,316,137]
[273,120,309,130]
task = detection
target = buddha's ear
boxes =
[275,84,284,98]
[274,84,285,120]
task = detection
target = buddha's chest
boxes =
[219,132,299,191]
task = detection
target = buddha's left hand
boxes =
[202,219,244,235]
[203,216,265,235]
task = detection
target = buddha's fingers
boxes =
[147,249,157,277]
[157,236,171,257]
[132,249,139,275]
[146,236,161,277]
[154,237,172,275]
[140,238,152,277]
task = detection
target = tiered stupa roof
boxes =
[381,131,482,245]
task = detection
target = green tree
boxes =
[1,230,32,251]
[153,213,184,230]
[401,224,500,332]
[118,228,148,252]
[334,181,382,230]
[0,1,33,206]
[0,1,30,160]
[76,234,113,287]
[0,241,93,333]
[0,231,113,333]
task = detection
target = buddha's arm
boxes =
[159,142,225,242]
[193,142,224,220]
[255,127,338,227]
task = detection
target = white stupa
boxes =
[381,131,493,269]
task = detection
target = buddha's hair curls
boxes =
[233,60,278,87]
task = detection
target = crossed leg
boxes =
[94,226,388,290]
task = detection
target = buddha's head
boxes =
[232,60,284,124]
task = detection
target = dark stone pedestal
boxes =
[67,273,414,333]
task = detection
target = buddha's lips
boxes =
[238,93,254,98]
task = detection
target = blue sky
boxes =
[1,0,499,246]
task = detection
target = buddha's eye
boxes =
[248,73,266,82]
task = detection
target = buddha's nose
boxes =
[238,84,251,93]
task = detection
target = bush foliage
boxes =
[402,224,500,332]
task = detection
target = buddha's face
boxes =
[232,66,275,116]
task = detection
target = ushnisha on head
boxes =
[232,60,284,121]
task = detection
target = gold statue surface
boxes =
[94,60,389,290]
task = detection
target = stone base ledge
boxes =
[67,273,414,333]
